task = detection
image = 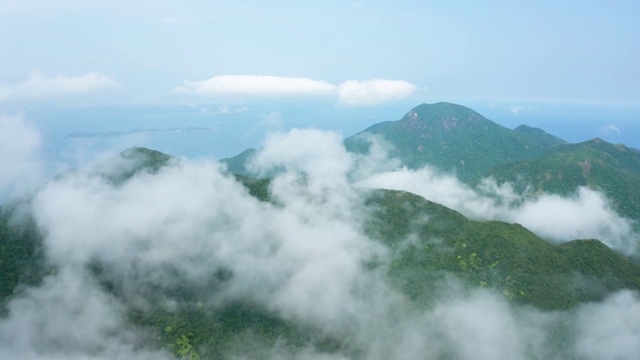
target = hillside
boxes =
[478,138,640,223]
[94,146,174,184]
[344,102,565,180]
[220,148,257,177]
[3,142,640,358]
[3,175,640,356]
[365,189,640,310]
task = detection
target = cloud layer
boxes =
[361,166,640,255]
[0,70,119,103]
[175,75,418,106]
[1,125,639,358]
[0,115,42,198]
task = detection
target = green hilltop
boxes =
[344,102,566,180]
[225,102,640,228]
[220,148,257,177]
[342,102,640,233]
[478,138,640,223]
[365,189,640,310]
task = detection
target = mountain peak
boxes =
[401,102,486,126]
[94,147,173,184]
[345,102,567,180]
[410,102,477,113]
[514,125,566,147]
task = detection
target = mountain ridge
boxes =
[478,137,640,224]
[3,141,640,358]
[221,102,640,230]
[347,102,566,179]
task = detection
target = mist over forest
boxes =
[1,112,640,359]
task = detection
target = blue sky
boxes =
[0,0,639,160]
[1,0,638,106]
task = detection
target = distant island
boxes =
[65,127,219,139]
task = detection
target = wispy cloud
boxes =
[0,70,119,103]
[215,105,249,115]
[174,75,418,106]
[0,114,42,197]
[510,106,524,115]
[338,79,417,106]
[1,126,640,358]
[174,75,336,97]
[360,165,639,256]
[602,124,621,136]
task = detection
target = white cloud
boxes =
[0,114,42,197]
[0,267,171,360]
[602,124,621,136]
[174,75,418,106]
[575,290,640,359]
[175,75,337,97]
[360,166,640,255]
[510,106,524,115]
[216,105,249,114]
[429,290,532,359]
[510,188,637,250]
[0,70,119,103]
[338,79,417,106]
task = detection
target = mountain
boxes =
[478,138,640,223]
[3,176,640,355]
[3,146,640,358]
[220,148,257,177]
[7,145,639,311]
[514,124,567,148]
[221,101,640,227]
[344,102,566,180]
[232,178,640,310]
[221,102,566,180]
[366,189,640,310]
[93,146,174,184]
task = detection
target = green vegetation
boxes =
[221,148,257,177]
[130,302,313,359]
[224,103,640,234]
[344,102,565,180]
[477,138,640,224]
[365,189,640,310]
[234,175,271,202]
[0,204,48,314]
[7,183,637,356]
[3,180,640,354]
[95,146,174,184]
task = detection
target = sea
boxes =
[18,100,640,174]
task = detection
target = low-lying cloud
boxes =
[0,70,119,103]
[361,166,639,255]
[174,75,418,106]
[1,125,639,359]
[0,114,42,198]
